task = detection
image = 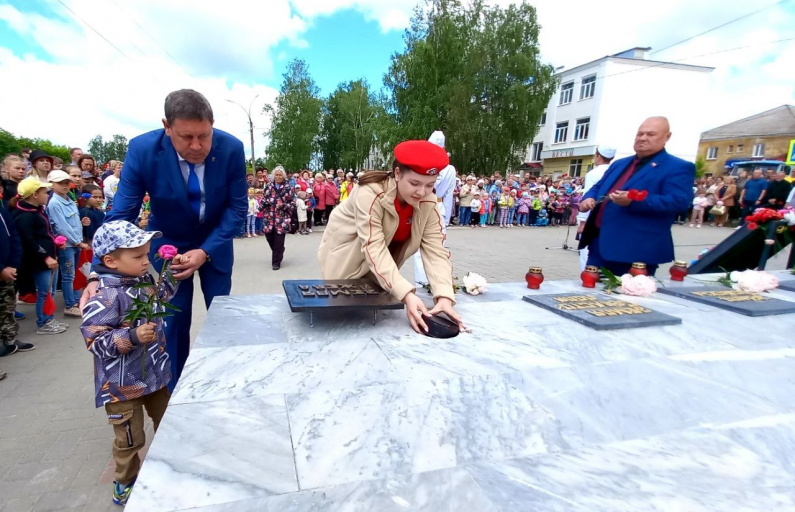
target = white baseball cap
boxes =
[47,170,72,183]
[596,145,617,159]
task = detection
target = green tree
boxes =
[695,156,706,179]
[87,134,129,165]
[319,79,382,170]
[264,59,323,172]
[384,0,556,176]
[0,129,70,162]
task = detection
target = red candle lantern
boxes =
[669,261,688,282]
[581,266,600,288]
[629,262,649,277]
[526,267,544,289]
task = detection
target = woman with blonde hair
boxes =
[319,141,465,334]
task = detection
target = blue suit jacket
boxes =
[581,149,695,264]
[106,128,247,273]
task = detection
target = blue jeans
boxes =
[508,207,517,225]
[58,247,81,309]
[517,213,527,226]
[246,215,256,235]
[458,206,471,227]
[34,269,57,327]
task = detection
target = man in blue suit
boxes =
[82,89,247,388]
[578,117,694,275]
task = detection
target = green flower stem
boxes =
[142,258,170,379]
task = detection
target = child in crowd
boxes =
[498,187,511,228]
[537,205,549,227]
[508,189,518,226]
[80,221,180,506]
[51,157,64,170]
[296,190,309,235]
[80,185,105,242]
[517,192,532,226]
[11,177,67,335]
[529,190,542,227]
[690,188,708,228]
[480,190,490,227]
[103,162,122,211]
[255,189,265,235]
[470,192,482,228]
[487,189,499,225]
[569,191,581,225]
[46,170,89,318]
[2,155,27,209]
[245,188,258,238]
[0,202,33,357]
[305,187,315,233]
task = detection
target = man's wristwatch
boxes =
[201,249,212,263]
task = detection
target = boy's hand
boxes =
[78,242,90,250]
[45,257,58,270]
[0,267,17,282]
[81,217,91,226]
[135,322,157,344]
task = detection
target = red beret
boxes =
[394,140,449,176]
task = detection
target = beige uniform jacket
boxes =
[318,177,455,304]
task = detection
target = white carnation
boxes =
[462,272,489,295]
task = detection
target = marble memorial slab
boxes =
[522,292,682,330]
[657,285,795,316]
[778,280,795,293]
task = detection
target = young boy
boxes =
[296,189,309,234]
[80,220,181,506]
[0,202,34,356]
[80,185,105,242]
[470,192,482,228]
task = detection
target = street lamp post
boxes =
[226,95,259,170]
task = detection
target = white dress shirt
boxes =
[576,163,610,223]
[177,153,206,222]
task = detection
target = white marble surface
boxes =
[126,272,795,512]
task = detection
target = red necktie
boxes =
[596,158,640,228]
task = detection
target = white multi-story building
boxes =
[525,47,713,178]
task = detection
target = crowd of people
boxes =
[683,168,793,228]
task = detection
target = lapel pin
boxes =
[211,157,216,162]
[651,162,657,167]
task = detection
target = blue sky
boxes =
[0,0,793,158]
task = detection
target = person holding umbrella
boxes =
[318,140,465,334]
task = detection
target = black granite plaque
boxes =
[778,281,795,293]
[283,279,404,313]
[522,293,682,331]
[657,286,795,317]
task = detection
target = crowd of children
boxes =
[456,174,584,228]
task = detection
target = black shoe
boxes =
[272,265,280,270]
[14,341,35,352]
[0,343,18,357]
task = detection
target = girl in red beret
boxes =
[318,140,465,334]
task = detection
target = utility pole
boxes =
[226,95,260,170]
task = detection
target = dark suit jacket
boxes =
[105,128,247,273]
[579,149,695,264]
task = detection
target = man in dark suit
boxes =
[82,89,247,388]
[579,117,694,275]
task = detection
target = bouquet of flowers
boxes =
[600,267,656,297]
[722,269,779,293]
[462,272,488,295]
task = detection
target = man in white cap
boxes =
[577,145,616,271]
[415,130,456,287]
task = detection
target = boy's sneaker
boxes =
[14,340,35,352]
[14,311,25,320]
[64,306,82,317]
[0,343,18,357]
[37,321,67,335]
[113,479,135,506]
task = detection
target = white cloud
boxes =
[0,0,792,158]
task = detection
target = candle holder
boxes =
[581,265,600,288]
[669,261,688,282]
[525,267,544,290]
[629,262,649,277]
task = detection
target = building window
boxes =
[569,159,583,177]
[559,82,573,105]
[580,75,596,100]
[539,111,546,126]
[707,147,718,160]
[574,118,590,141]
[737,144,744,152]
[554,122,569,144]
[753,143,764,157]
[727,145,733,153]
[530,142,543,162]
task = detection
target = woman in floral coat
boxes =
[260,166,295,270]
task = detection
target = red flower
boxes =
[745,215,754,222]
[627,189,639,200]
[635,190,648,201]
[747,222,758,231]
